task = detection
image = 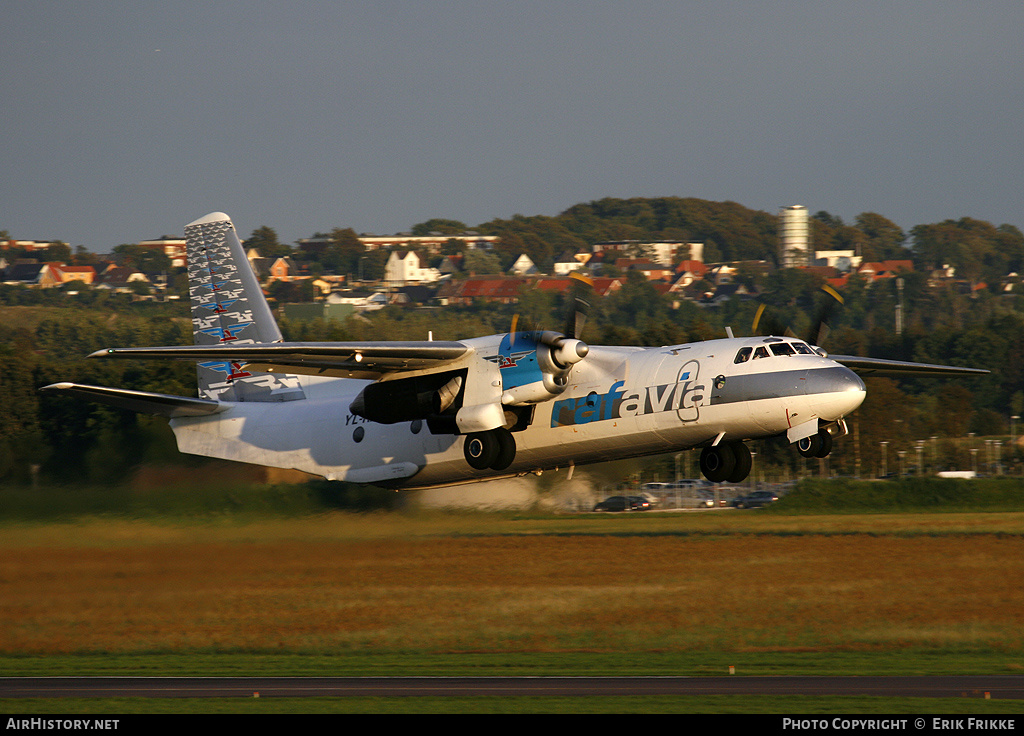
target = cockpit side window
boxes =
[792,342,815,355]
[752,346,770,359]
[734,347,753,364]
[770,342,795,356]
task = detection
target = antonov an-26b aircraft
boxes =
[42,213,988,489]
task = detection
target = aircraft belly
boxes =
[170,396,439,482]
[745,396,805,434]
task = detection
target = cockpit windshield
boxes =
[736,341,817,363]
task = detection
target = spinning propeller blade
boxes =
[563,272,593,340]
[805,284,844,347]
[752,285,844,346]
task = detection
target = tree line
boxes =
[229,197,1024,284]
[2,197,1022,485]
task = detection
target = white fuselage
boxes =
[169,336,866,488]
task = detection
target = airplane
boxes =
[41,212,989,489]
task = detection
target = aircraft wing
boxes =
[87,341,470,379]
[829,355,989,377]
[40,383,227,417]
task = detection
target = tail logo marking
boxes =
[199,323,253,343]
[199,361,253,382]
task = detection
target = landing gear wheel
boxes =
[464,432,498,470]
[726,442,752,483]
[797,429,833,459]
[490,427,516,471]
[700,444,736,483]
[464,428,518,471]
[797,434,820,458]
[815,430,833,458]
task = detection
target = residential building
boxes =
[508,254,539,276]
[436,276,622,306]
[138,236,187,267]
[359,233,499,253]
[591,240,691,266]
[384,251,441,284]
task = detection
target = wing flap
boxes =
[40,383,226,418]
[88,341,470,379]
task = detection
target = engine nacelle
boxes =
[501,375,566,405]
[349,373,463,424]
[500,337,588,406]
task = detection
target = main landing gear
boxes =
[699,441,752,483]
[464,427,516,471]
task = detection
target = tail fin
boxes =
[185,212,305,402]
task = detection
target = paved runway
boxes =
[2,676,1023,699]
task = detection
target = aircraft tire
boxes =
[464,432,498,470]
[797,433,822,458]
[726,442,752,483]
[815,430,833,458]
[489,428,516,471]
[700,444,736,484]
[797,429,833,459]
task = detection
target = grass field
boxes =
[2,490,1024,713]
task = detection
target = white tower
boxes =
[779,205,810,268]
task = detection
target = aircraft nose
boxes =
[806,365,866,419]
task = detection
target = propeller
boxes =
[805,284,844,347]
[751,284,844,347]
[510,272,593,357]
[500,273,593,405]
[750,303,794,339]
[563,271,593,340]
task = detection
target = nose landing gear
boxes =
[796,428,833,459]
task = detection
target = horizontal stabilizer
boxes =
[830,355,989,377]
[88,341,469,379]
[40,383,226,418]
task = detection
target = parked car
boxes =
[635,491,660,507]
[731,490,779,509]
[695,490,719,508]
[672,494,713,509]
[593,495,651,512]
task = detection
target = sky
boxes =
[3,0,1023,251]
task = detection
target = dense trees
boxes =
[480,197,779,269]
[910,219,1024,285]
[111,243,171,273]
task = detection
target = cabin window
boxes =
[770,342,795,356]
[734,347,752,364]
[752,346,770,359]
[792,342,815,355]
